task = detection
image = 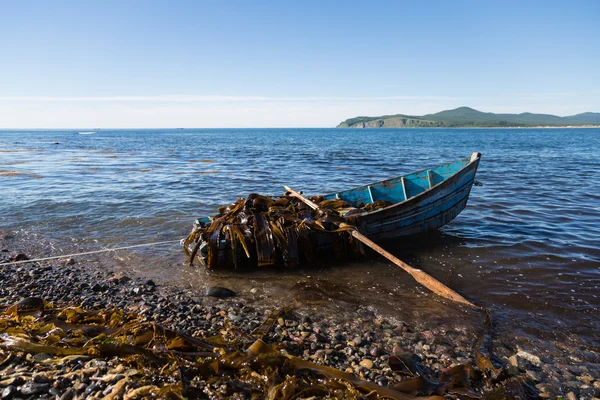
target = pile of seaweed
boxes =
[183,193,394,269]
[0,298,534,399]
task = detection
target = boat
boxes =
[77,131,97,135]
[323,151,482,241]
[184,152,482,268]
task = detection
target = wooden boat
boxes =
[186,153,481,268]
[323,152,482,241]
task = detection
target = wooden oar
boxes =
[284,185,477,308]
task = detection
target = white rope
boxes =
[1,239,182,266]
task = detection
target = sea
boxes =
[1,128,599,352]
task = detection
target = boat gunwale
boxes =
[325,152,481,218]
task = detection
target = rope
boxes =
[1,239,182,266]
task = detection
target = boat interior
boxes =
[323,152,479,207]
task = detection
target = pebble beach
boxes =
[1,247,598,399]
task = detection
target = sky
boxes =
[0,0,598,128]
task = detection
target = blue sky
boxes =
[0,0,598,127]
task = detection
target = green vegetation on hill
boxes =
[336,107,600,128]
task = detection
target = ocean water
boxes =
[1,128,599,349]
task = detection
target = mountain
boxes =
[336,107,600,128]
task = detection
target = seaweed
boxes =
[185,193,380,269]
[0,298,534,399]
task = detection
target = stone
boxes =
[526,370,540,381]
[9,253,28,261]
[205,286,236,298]
[516,349,541,367]
[359,359,374,369]
[1,386,16,400]
[91,283,104,292]
[20,382,50,396]
[60,388,75,400]
[392,344,402,354]
[370,347,382,357]
[566,392,576,400]
[578,375,595,385]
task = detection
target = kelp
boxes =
[184,192,392,269]
[0,298,533,399]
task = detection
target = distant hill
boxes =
[336,107,600,128]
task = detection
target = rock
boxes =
[1,386,16,400]
[9,253,28,261]
[16,297,45,312]
[32,373,52,383]
[285,320,298,327]
[578,374,595,385]
[205,286,236,298]
[20,382,50,395]
[392,344,402,354]
[141,279,155,286]
[59,388,75,400]
[64,258,76,265]
[359,359,374,369]
[352,336,362,346]
[0,377,24,387]
[91,283,104,292]
[526,370,540,381]
[566,392,576,400]
[370,347,382,357]
[420,330,434,341]
[516,349,541,367]
[509,350,542,370]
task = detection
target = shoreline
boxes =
[1,250,598,399]
[335,125,600,129]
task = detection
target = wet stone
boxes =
[206,286,236,298]
[1,386,16,400]
[20,382,50,395]
[359,359,374,369]
[74,382,88,392]
[370,347,382,357]
[9,253,28,261]
[59,388,74,400]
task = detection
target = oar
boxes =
[284,185,477,308]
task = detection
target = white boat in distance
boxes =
[77,131,97,135]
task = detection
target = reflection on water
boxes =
[1,128,599,350]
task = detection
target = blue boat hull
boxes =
[322,152,481,241]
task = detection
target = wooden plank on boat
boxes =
[367,185,375,203]
[400,177,408,201]
[427,169,433,189]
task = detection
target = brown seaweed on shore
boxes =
[0,298,533,399]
